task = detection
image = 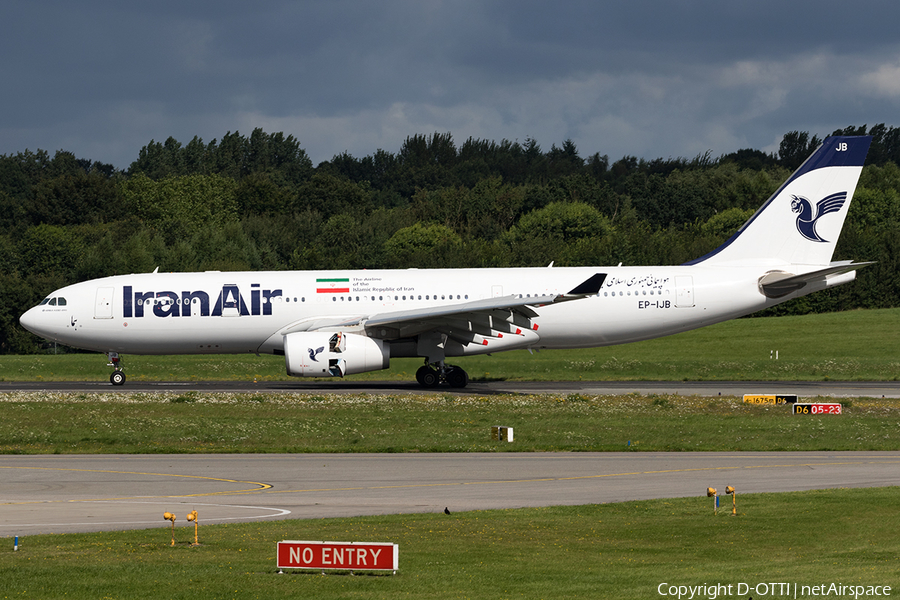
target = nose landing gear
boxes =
[107,352,126,385]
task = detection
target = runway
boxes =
[2,380,898,536]
[2,379,899,397]
[2,451,899,536]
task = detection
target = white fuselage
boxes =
[18,263,821,358]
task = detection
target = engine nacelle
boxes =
[283,331,389,378]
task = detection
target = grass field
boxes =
[0,391,898,454]
[2,308,899,382]
[1,488,897,599]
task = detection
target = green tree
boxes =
[700,207,754,238]
[383,222,463,268]
[16,224,82,277]
[120,173,239,236]
[778,131,821,170]
[504,201,613,266]
[295,172,372,219]
[186,221,260,271]
[235,172,296,216]
[510,201,611,244]
[28,170,124,226]
[130,129,313,184]
[304,213,369,270]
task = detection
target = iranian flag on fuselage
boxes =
[316,278,350,293]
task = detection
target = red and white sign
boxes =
[277,541,398,572]
[793,402,843,415]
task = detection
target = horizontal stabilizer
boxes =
[759,261,873,298]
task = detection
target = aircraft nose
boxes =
[19,306,46,337]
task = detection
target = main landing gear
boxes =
[415,362,469,388]
[107,352,126,386]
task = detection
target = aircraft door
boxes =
[95,287,114,319]
[675,276,694,308]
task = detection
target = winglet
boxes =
[566,273,606,295]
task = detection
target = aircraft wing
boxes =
[312,273,606,343]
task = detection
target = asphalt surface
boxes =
[2,379,900,397]
[2,379,898,536]
[2,452,899,536]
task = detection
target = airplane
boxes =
[19,135,872,388]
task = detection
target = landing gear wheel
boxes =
[416,365,439,388]
[106,352,125,385]
[445,366,469,388]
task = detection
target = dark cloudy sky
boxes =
[2,1,898,169]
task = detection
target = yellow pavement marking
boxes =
[0,465,271,505]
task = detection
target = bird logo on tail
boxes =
[790,192,847,242]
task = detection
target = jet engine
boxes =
[283,331,389,378]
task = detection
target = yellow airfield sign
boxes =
[742,394,798,405]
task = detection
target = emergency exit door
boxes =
[95,287,114,319]
[675,277,694,308]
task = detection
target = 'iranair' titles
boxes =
[123,284,282,318]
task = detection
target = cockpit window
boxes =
[38,297,67,307]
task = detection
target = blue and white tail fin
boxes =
[688,135,872,268]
